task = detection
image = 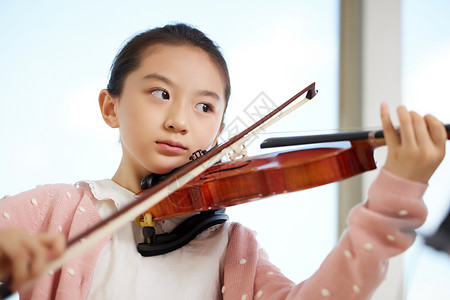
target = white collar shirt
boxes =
[82,179,229,300]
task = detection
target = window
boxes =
[0,0,339,289]
[402,1,450,298]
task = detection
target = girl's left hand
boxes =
[381,103,447,183]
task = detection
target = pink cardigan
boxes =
[0,168,427,299]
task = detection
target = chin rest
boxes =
[137,167,228,257]
[137,209,228,256]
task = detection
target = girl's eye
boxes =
[195,103,213,113]
[151,89,170,100]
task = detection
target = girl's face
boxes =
[103,44,226,190]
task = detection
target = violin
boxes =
[136,124,450,222]
[1,82,448,298]
[139,138,380,221]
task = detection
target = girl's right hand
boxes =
[0,228,66,291]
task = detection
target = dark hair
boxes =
[107,23,231,105]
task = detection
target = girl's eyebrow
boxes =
[143,73,221,101]
[198,90,221,102]
[143,73,174,86]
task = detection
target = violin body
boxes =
[137,140,378,221]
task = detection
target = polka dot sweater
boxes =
[0,168,427,299]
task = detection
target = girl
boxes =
[0,23,447,299]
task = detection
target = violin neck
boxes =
[260,129,385,149]
[374,124,450,147]
[260,124,450,150]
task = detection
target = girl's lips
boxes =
[156,140,187,154]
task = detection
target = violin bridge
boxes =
[228,143,247,161]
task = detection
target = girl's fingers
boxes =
[0,230,66,291]
[410,111,432,147]
[396,105,416,147]
[424,114,447,146]
[37,232,66,257]
[11,248,29,291]
[28,241,46,277]
[10,237,43,289]
[27,233,66,277]
[0,256,11,281]
[380,102,399,147]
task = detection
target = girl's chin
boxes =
[147,161,188,175]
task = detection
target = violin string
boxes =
[245,97,312,140]
[255,126,383,136]
[225,97,312,156]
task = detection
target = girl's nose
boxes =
[164,105,189,134]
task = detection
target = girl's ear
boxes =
[99,89,119,128]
